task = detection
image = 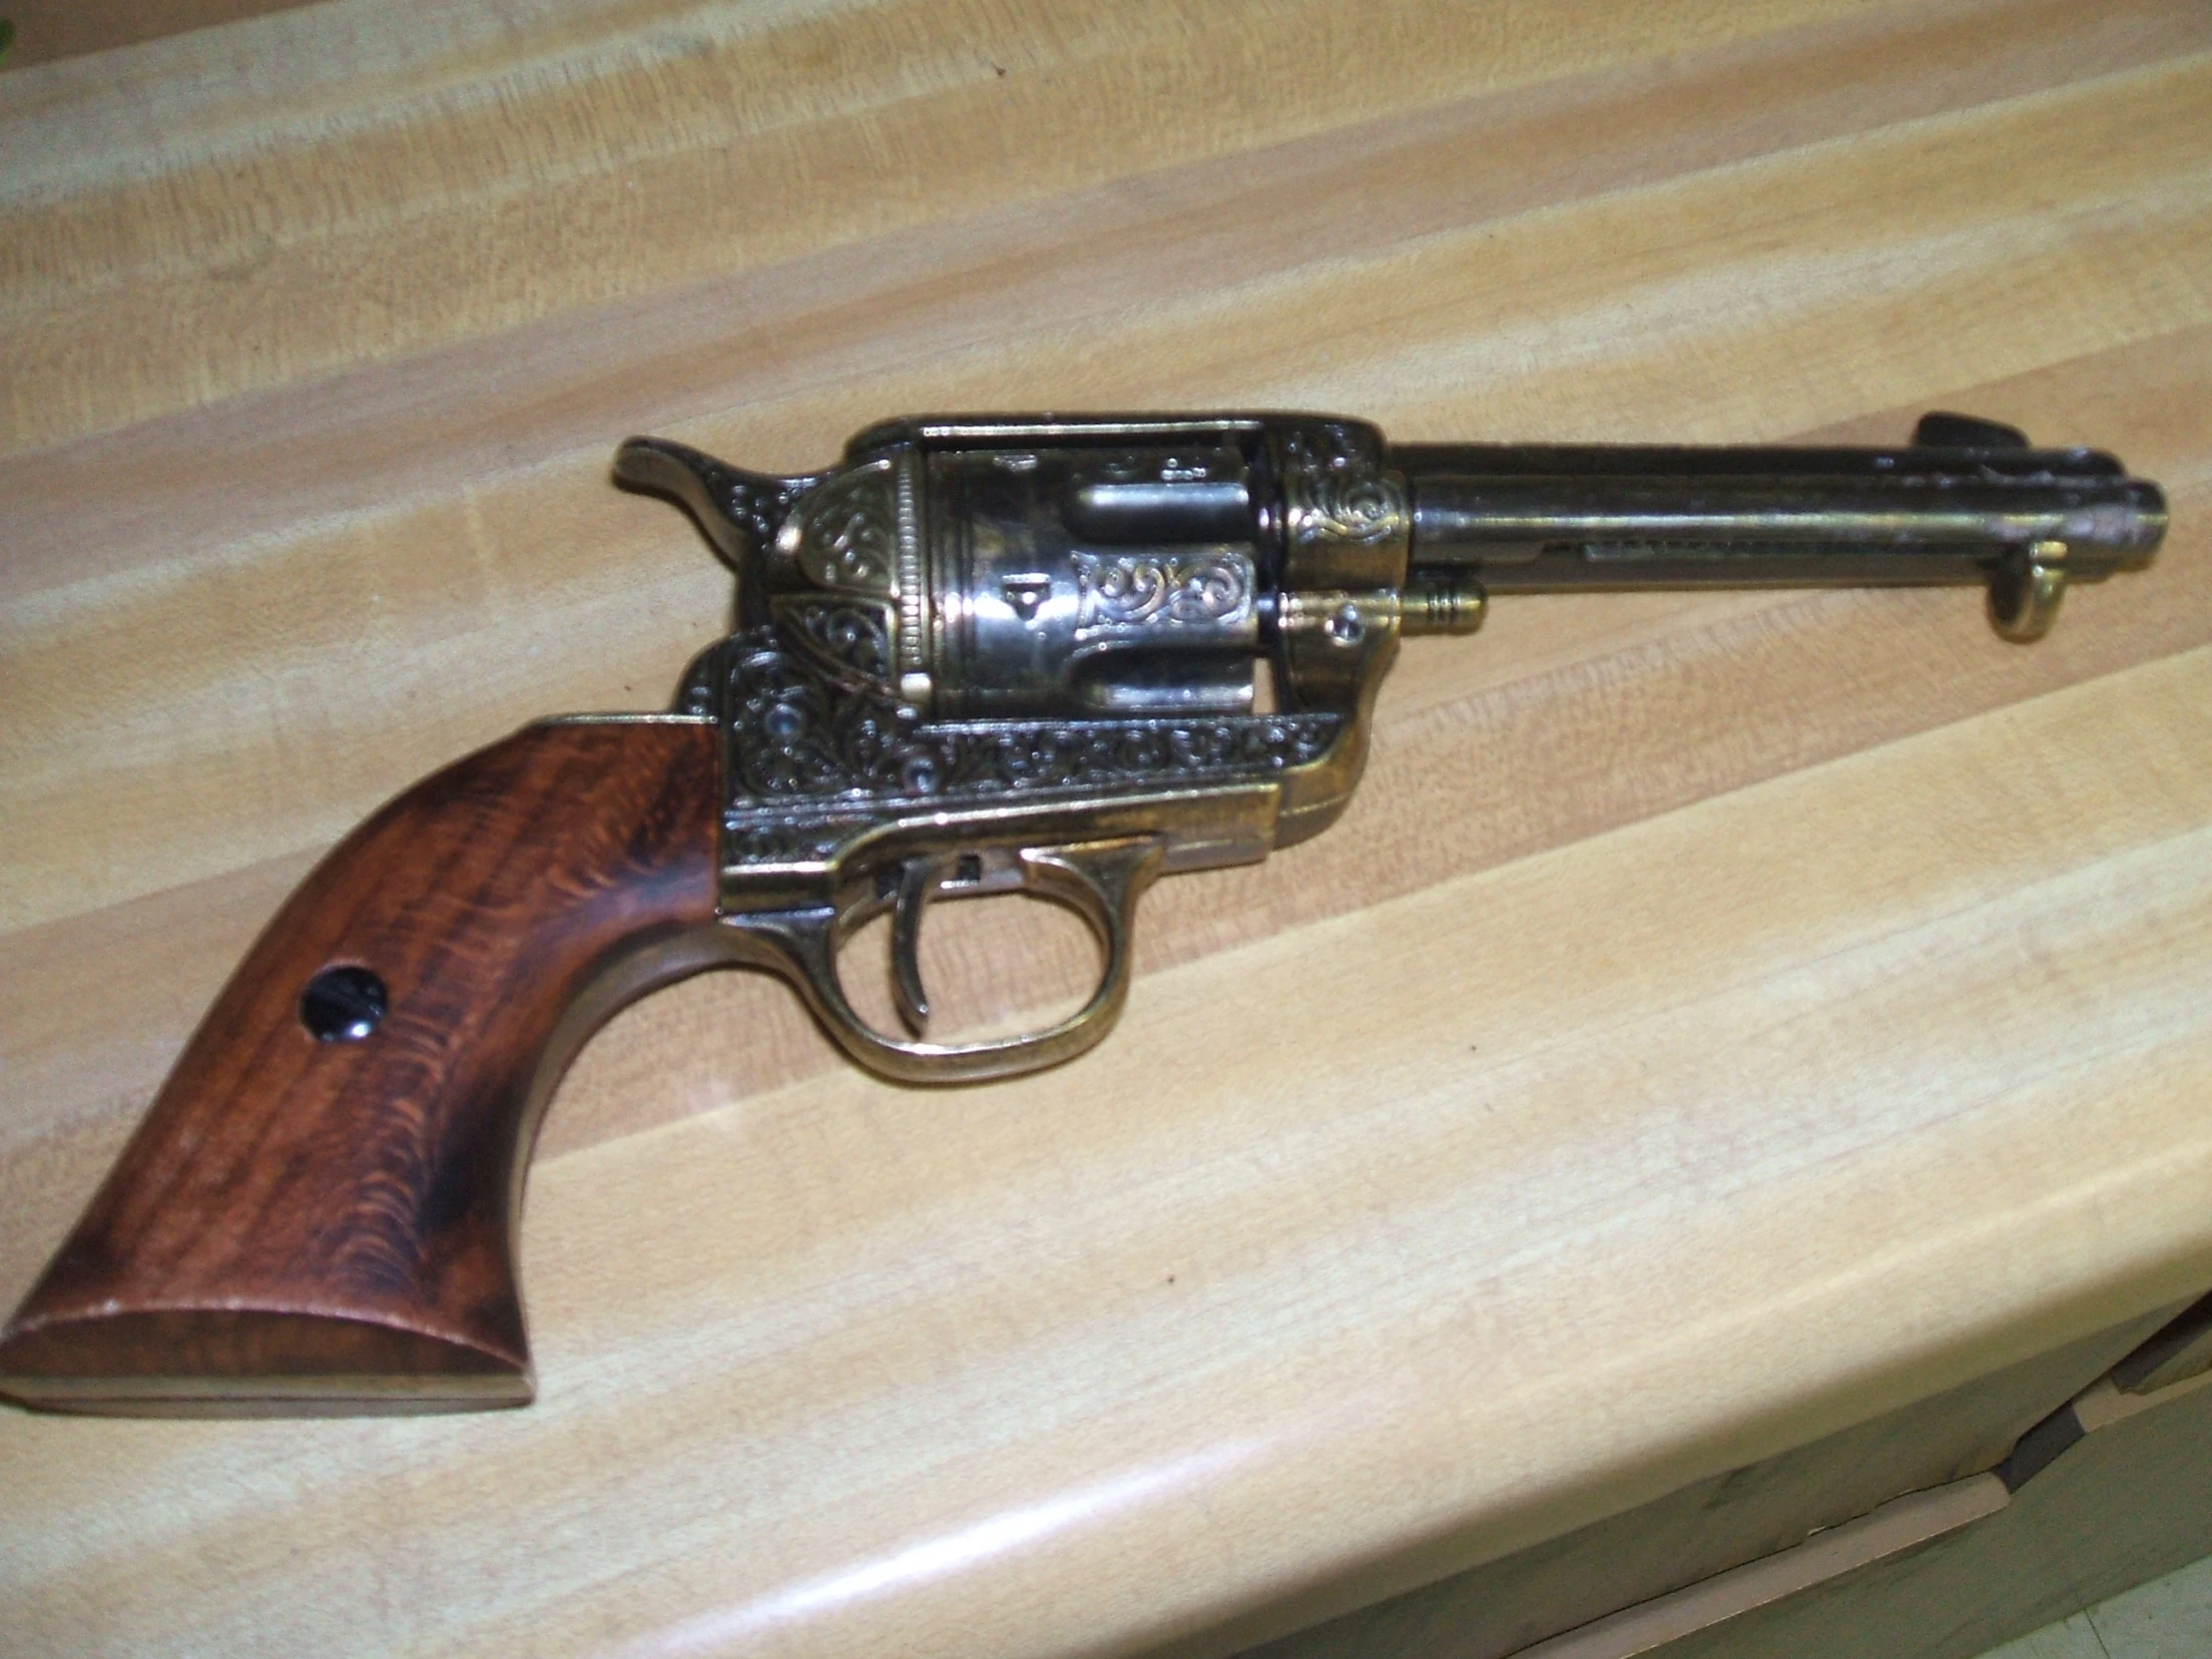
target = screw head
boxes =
[300,965,388,1042]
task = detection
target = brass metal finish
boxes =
[616,409,2166,1083]
[1401,572,1488,636]
[726,834,1171,1084]
[1989,540,2069,642]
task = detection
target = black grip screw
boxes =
[300,965,388,1042]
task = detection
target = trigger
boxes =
[890,855,951,1037]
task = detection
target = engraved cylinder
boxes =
[924,440,1265,719]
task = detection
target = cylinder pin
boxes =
[1401,572,1488,635]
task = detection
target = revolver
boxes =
[0,410,2166,1412]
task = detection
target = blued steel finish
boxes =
[617,409,2166,1081]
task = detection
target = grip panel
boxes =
[0,720,721,1414]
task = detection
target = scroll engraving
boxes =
[774,599,893,684]
[1071,551,1255,633]
[704,632,1339,865]
[1294,470,1402,545]
[715,470,823,559]
[1276,419,1409,587]
[783,461,898,594]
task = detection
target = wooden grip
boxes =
[0,720,722,1413]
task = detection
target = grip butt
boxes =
[0,720,721,1414]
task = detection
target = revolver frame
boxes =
[621,414,1434,1081]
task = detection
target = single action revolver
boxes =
[0,410,2166,1412]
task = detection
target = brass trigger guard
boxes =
[731,835,1169,1084]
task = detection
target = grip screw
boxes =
[300,965,388,1042]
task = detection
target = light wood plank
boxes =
[3,4,2208,1655]
[0,0,1906,452]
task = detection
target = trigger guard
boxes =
[730,835,1168,1084]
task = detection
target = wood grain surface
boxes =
[2,1,2208,1655]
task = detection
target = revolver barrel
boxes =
[1398,418,2165,640]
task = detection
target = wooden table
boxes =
[3,3,2208,1655]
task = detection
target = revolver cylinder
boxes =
[714,412,1418,727]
